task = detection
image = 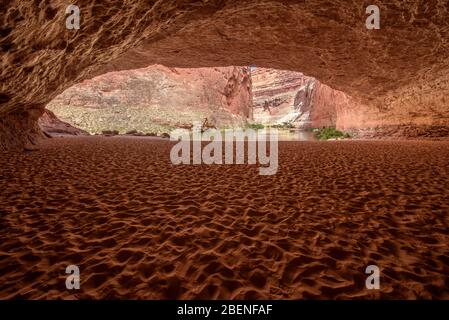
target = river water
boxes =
[276,130,318,141]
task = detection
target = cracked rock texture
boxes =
[1,1,449,148]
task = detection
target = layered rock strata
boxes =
[252,68,343,128]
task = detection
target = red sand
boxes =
[0,136,448,299]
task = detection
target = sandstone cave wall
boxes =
[38,109,89,136]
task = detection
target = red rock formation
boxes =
[0,109,44,151]
[38,109,88,136]
[252,68,351,129]
[46,65,253,134]
[2,1,449,148]
[252,68,313,126]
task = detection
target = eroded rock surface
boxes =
[2,1,449,148]
[46,65,253,134]
[38,109,89,136]
[252,68,346,128]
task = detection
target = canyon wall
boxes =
[45,65,449,139]
[252,68,347,128]
[252,67,449,139]
[46,65,253,134]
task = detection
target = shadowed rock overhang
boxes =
[1,0,449,149]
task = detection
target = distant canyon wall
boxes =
[46,65,354,134]
[251,68,449,139]
[47,65,253,134]
[46,65,449,140]
[251,68,357,129]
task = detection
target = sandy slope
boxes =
[0,137,448,299]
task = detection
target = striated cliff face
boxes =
[252,68,345,128]
[252,68,312,126]
[252,68,366,131]
[252,68,449,139]
[46,65,253,134]
[2,1,449,148]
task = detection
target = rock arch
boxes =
[2,0,449,149]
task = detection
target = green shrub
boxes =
[314,127,351,140]
[270,122,295,129]
[246,123,265,130]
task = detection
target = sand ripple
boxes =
[0,137,448,299]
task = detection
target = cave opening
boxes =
[40,65,356,142]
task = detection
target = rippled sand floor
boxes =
[0,137,448,299]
